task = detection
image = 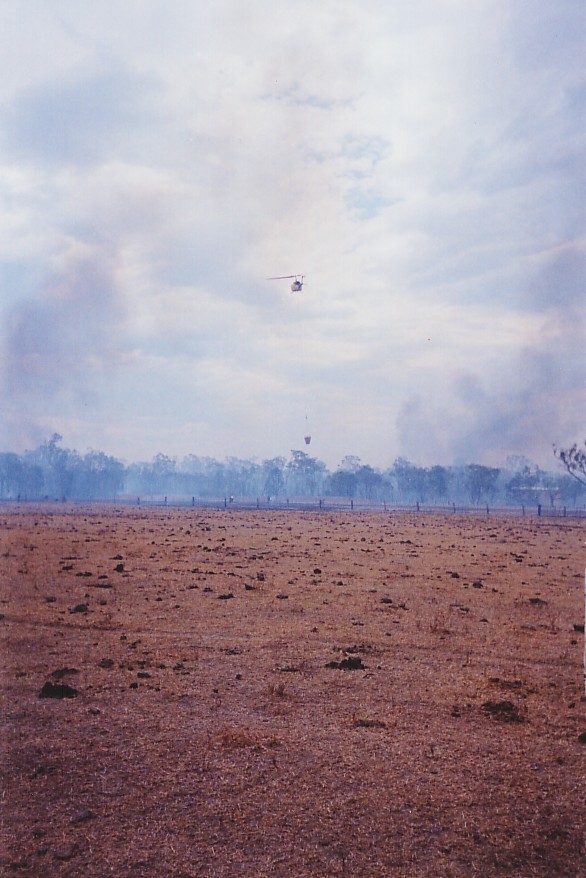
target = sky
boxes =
[0,0,584,470]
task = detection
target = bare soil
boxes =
[1,505,585,877]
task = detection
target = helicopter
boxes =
[267,274,305,293]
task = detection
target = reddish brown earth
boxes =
[1,505,585,877]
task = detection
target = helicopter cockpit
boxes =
[268,274,305,293]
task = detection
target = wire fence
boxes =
[2,495,585,519]
[106,495,586,519]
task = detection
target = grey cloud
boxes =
[1,239,127,447]
[396,240,585,466]
[340,134,390,164]
[272,83,347,110]
[524,247,586,311]
[344,186,397,220]
[510,0,586,71]
[396,306,585,467]
[1,64,166,167]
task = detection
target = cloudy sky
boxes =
[0,0,584,469]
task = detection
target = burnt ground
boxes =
[1,505,585,877]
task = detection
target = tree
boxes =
[466,464,500,505]
[286,450,327,496]
[505,465,540,506]
[427,465,450,502]
[557,474,586,507]
[78,451,125,499]
[0,453,23,498]
[338,455,362,474]
[326,469,357,498]
[262,458,286,497]
[326,456,361,498]
[355,465,384,500]
[554,441,586,487]
[178,456,225,496]
[26,434,76,498]
[20,462,44,498]
[391,458,428,502]
[151,453,177,494]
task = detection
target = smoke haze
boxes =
[0,1,584,468]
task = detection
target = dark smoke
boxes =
[0,239,126,451]
[397,245,586,465]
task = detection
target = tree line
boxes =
[0,433,585,507]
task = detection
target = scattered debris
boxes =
[489,678,523,690]
[69,603,88,614]
[39,681,78,699]
[326,656,366,670]
[70,809,96,825]
[482,700,524,722]
[52,842,77,861]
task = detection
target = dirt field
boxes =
[1,505,584,877]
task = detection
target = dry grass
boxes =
[1,505,585,877]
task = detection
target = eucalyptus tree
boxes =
[286,450,327,496]
[555,440,586,487]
